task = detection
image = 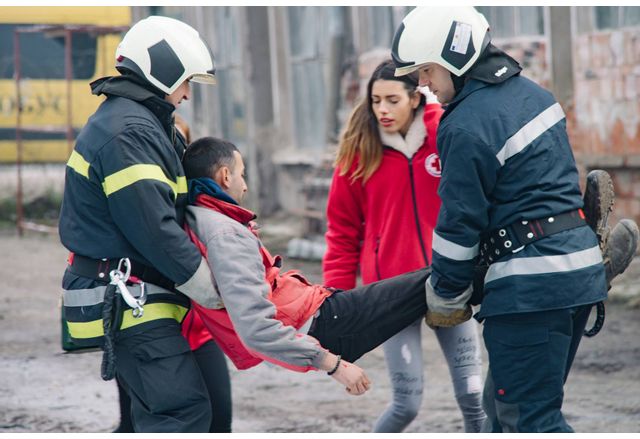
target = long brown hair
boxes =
[335,59,424,183]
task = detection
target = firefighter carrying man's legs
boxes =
[392,6,638,432]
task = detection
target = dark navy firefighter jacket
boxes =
[59,76,201,288]
[430,74,607,319]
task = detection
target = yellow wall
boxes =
[1,6,131,26]
[0,6,131,162]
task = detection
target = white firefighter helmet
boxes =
[392,6,490,77]
[115,16,216,95]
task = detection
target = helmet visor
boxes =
[394,62,430,78]
[189,73,217,85]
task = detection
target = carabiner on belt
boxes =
[109,258,147,318]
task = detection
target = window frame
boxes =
[475,6,545,40]
[285,6,331,151]
[575,6,640,33]
[0,24,98,80]
[210,6,248,148]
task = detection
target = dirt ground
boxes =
[1,228,639,433]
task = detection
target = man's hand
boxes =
[331,360,371,395]
[321,352,371,395]
[424,277,472,329]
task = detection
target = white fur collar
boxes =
[378,107,426,159]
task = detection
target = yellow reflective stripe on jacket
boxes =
[67,150,90,178]
[102,164,188,199]
[120,303,188,330]
[66,303,189,339]
[67,318,104,340]
[176,176,188,195]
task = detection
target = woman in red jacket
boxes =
[323,60,486,432]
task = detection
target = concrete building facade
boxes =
[132,6,640,226]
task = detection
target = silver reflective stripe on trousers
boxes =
[495,102,565,166]
[485,245,602,284]
[63,283,174,307]
[432,231,479,261]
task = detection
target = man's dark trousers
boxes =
[309,267,430,363]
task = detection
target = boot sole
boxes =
[583,170,615,250]
[612,219,639,273]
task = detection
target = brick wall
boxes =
[499,37,550,89]
[572,28,640,225]
[499,32,640,225]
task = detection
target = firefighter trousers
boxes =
[114,321,212,432]
[480,304,593,432]
[115,339,232,432]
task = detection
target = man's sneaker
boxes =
[583,169,615,251]
[603,219,639,285]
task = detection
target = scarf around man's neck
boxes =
[188,177,256,225]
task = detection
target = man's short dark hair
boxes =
[183,136,239,180]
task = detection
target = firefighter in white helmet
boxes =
[60,16,222,432]
[115,15,216,94]
[392,6,637,432]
